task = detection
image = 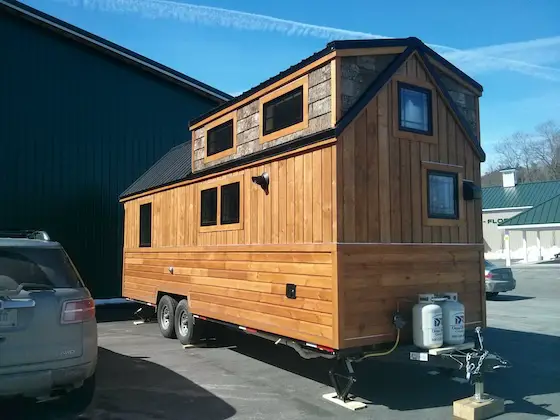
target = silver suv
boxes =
[0,230,97,405]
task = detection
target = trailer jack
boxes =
[323,356,366,411]
[328,357,356,403]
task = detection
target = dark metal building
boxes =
[0,0,231,297]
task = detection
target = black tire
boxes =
[68,373,96,411]
[486,292,499,299]
[174,299,204,345]
[157,295,178,339]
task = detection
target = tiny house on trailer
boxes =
[119,37,508,411]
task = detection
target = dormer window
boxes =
[398,82,432,135]
[263,86,304,136]
[204,112,237,163]
[259,76,309,143]
[207,120,233,157]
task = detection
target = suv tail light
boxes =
[485,271,493,279]
[61,298,95,324]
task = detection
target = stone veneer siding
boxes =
[340,54,397,115]
[437,71,478,138]
[192,63,332,172]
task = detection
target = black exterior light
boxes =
[252,172,270,195]
[463,180,482,201]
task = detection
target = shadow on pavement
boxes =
[0,347,236,420]
[488,294,535,302]
[225,326,559,418]
[94,302,145,323]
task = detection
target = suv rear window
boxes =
[0,247,84,291]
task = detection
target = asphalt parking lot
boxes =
[3,263,559,420]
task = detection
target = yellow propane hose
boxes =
[354,298,410,361]
[356,329,401,360]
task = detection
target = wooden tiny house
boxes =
[119,37,486,352]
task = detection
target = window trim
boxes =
[421,161,465,227]
[138,200,153,248]
[198,176,244,233]
[204,111,237,164]
[392,76,437,144]
[259,76,309,144]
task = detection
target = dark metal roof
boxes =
[120,142,193,199]
[189,37,483,127]
[483,180,560,210]
[498,193,560,227]
[0,0,232,102]
[120,128,337,199]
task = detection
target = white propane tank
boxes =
[413,294,444,349]
[440,292,465,345]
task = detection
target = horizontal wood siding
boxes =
[337,244,484,348]
[337,54,481,244]
[123,245,335,347]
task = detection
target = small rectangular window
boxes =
[139,203,152,247]
[398,82,432,135]
[263,86,304,136]
[221,182,240,225]
[427,170,458,219]
[207,119,233,157]
[200,187,218,226]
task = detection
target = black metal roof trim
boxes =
[0,0,232,102]
[120,128,337,200]
[418,45,484,93]
[188,45,338,126]
[120,142,192,199]
[419,50,486,162]
[335,46,415,134]
[189,37,483,127]
[326,37,421,50]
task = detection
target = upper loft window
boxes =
[263,86,304,136]
[207,119,234,157]
[427,170,459,219]
[139,202,152,247]
[398,82,432,135]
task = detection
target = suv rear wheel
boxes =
[157,295,178,339]
[67,373,95,410]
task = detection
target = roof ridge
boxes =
[483,179,560,189]
[189,37,483,128]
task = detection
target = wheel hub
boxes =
[180,311,189,336]
[161,305,170,329]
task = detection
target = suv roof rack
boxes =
[0,230,51,241]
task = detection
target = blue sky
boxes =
[20,0,560,173]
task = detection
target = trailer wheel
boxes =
[157,295,178,339]
[174,299,202,345]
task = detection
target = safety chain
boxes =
[464,327,510,382]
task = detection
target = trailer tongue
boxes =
[328,325,510,411]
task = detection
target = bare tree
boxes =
[491,120,560,182]
[533,120,560,180]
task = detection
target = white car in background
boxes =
[484,260,517,298]
[0,230,97,406]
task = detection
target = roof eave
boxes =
[497,223,560,230]
[0,0,232,103]
[419,50,486,162]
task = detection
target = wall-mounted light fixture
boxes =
[463,180,482,201]
[252,172,270,195]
